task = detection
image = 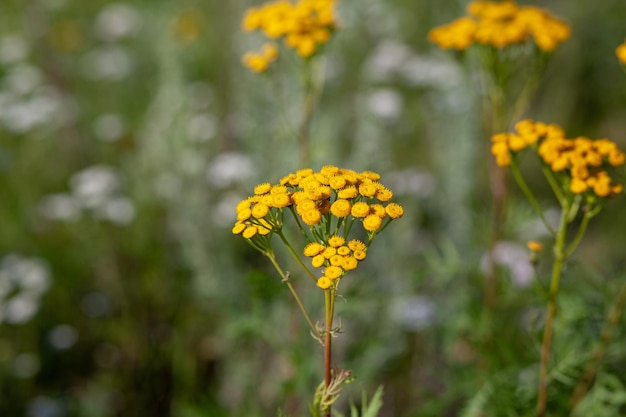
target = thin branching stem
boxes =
[536,204,569,417]
[265,252,322,341]
[510,158,556,235]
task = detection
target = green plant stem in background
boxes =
[299,57,325,167]
[510,158,556,236]
[536,205,569,417]
[569,277,626,412]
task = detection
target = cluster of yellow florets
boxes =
[428,1,570,51]
[303,237,367,289]
[242,43,279,73]
[617,39,626,65]
[492,120,625,197]
[278,166,404,230]
[241,0,337,72]
[233,166,404,288]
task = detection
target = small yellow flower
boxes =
[337,186,358,199]
[527,241,543,252]
[311,254,326,268]
[271,193,291,208]
[330,199,352,217]
[242,226,258,239]
[359,182,378,197]
[328,235,346,248]
[329,255,344,266]
[301,208,322,226]
[341,256,358,271]
[348,239,366,252]
[324,265,343,280]
[323,247,337,259]
[363,214,383,232]
[232,222,246,235]
[237,208,252,222]
[304,242,326,257]
[251,203,270,219]
[254,182,272,195]
[317,276,332,289]
[385,203,404,219]
[337,246,351,256]
[351,202,370,218]
[353,250,367,261]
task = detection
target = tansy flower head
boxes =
[233,166,403,289]
[428,1,570,51]
[241,0,338,72]
[493,120,625,199]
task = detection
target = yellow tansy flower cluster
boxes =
[233,166,404,289]
[278,166,404,232]
[303,237,367,289]
[428,1,570,51]
[241,0,337,72]
[492,120,625,197]
[617,38,626,65]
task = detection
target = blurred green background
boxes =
[1,0,626,416]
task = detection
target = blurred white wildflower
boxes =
[93,113,126,142]
[94,197,135,225]
[38,165,136,225]
[206,152,255,189]
[4,64,42,94]
[38,193,81,221]
[70,165,121,208]
[363,40,412,81]
[400,55,461,88]
[385,168,436,198]
[364,39,461,88]
[48,324,78,350]
[94,3,142,42]
[392,296,436,331]
[0,254,51,325]
[80,46,134,81]
[366,88,403,121]
[0,88,67,134]
[0,35,29,65]
[482,241,534,287]
[12,353,39,379]
[187,112,216,143]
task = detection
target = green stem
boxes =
[510,158,556,235]
[265,252,322,342]
[277,231,319,283]
[541,163,565,204]
[536,205,569,417]
[563,212,591,258]
[323,287,334,417]
[299,57,324,168]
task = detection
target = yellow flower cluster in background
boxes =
[241,0,337,72]
[242,43,279,72]
[492,120,625,197]
[233,166,403,289]
[617,38,626,64]
[428,1,570,51]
